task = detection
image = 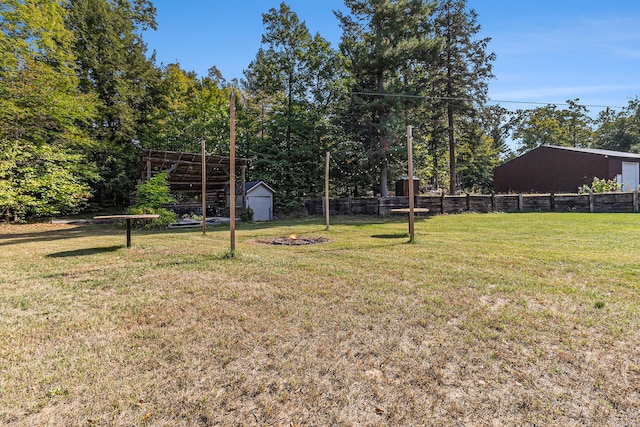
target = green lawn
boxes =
[0,213,638,426]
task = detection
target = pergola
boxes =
[136,149,251,215]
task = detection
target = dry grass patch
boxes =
[0,213,638,426]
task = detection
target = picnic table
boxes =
[93,214,159,248]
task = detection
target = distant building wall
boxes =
[493,145,640,194]
[494,146,609,193]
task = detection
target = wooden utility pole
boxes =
[325,152,330,230]
[407,125,415,242]
[201,139,206,235]
[229,92,236,255]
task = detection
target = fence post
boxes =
[440,192,445,214]
[518,193,523,212]
[491,192,495,212]
[634,190,639,213]
[550,193,555,212]
[589,191,595,213]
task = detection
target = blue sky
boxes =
[143,0,640,115]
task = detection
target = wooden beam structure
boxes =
[137,149,249,193]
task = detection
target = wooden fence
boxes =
[304,191,640,216]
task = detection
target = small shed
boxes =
[245,181,275,221]
[494,145,640,193]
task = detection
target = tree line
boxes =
[1,0,639,221]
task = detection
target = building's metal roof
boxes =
[543,145,640,159]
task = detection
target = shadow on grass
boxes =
[0,226,92,247]
[371,233,409,239]
[46,246,122,258]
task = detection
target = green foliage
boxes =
[336,0,440,197]
[509,97,640,160]
[0,0,98,222]
[216,249,240,260]
[127,205,176,228]
[456,133,500,193]
[594,98,640,153]
[66,0,160,206]
[140,63,241,155]
[133,172,175,207]
[511,99,596,153]
[128,172,176,227]
[428,0,496,194]
[240,207,254,222]
[244,3,346,212]
[578,177,621,194]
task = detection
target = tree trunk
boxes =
[286,74,293,194]
[448,102,456,194]
[377,71,388,197]
[433,147,440,190]
[445,20,456,195]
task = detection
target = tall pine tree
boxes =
[429,0,494,194]
[336,0,439,197]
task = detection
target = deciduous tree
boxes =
[0,0,98,221]
[66,0,160,206]
[140,63,237,155]
[511,99,595,153]
[244,3,345,211]
[595,98,640,153]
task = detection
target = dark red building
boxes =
[494,145,640,193]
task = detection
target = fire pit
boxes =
[262,233,328,246]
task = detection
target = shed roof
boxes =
[246,181,275,194]
[137,149,250,192]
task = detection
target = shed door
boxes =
[621,162,639,191]
[247,196,272,221]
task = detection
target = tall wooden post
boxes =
[325,152,330,230]
[201,139,206,235]
[407,126,415,242]
[229,92,236,255]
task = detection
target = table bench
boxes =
[390,208,430,215]
[93,214,160,248]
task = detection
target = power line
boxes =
[349,91,626,109]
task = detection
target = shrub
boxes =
[578,177,621,194]
[134,171,176,206]
[128,172,177,228]
[128,205,177,228]
[240,207,254,222]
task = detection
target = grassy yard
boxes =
[0,213,638,426]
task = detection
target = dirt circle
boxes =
[260,236,328,246]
